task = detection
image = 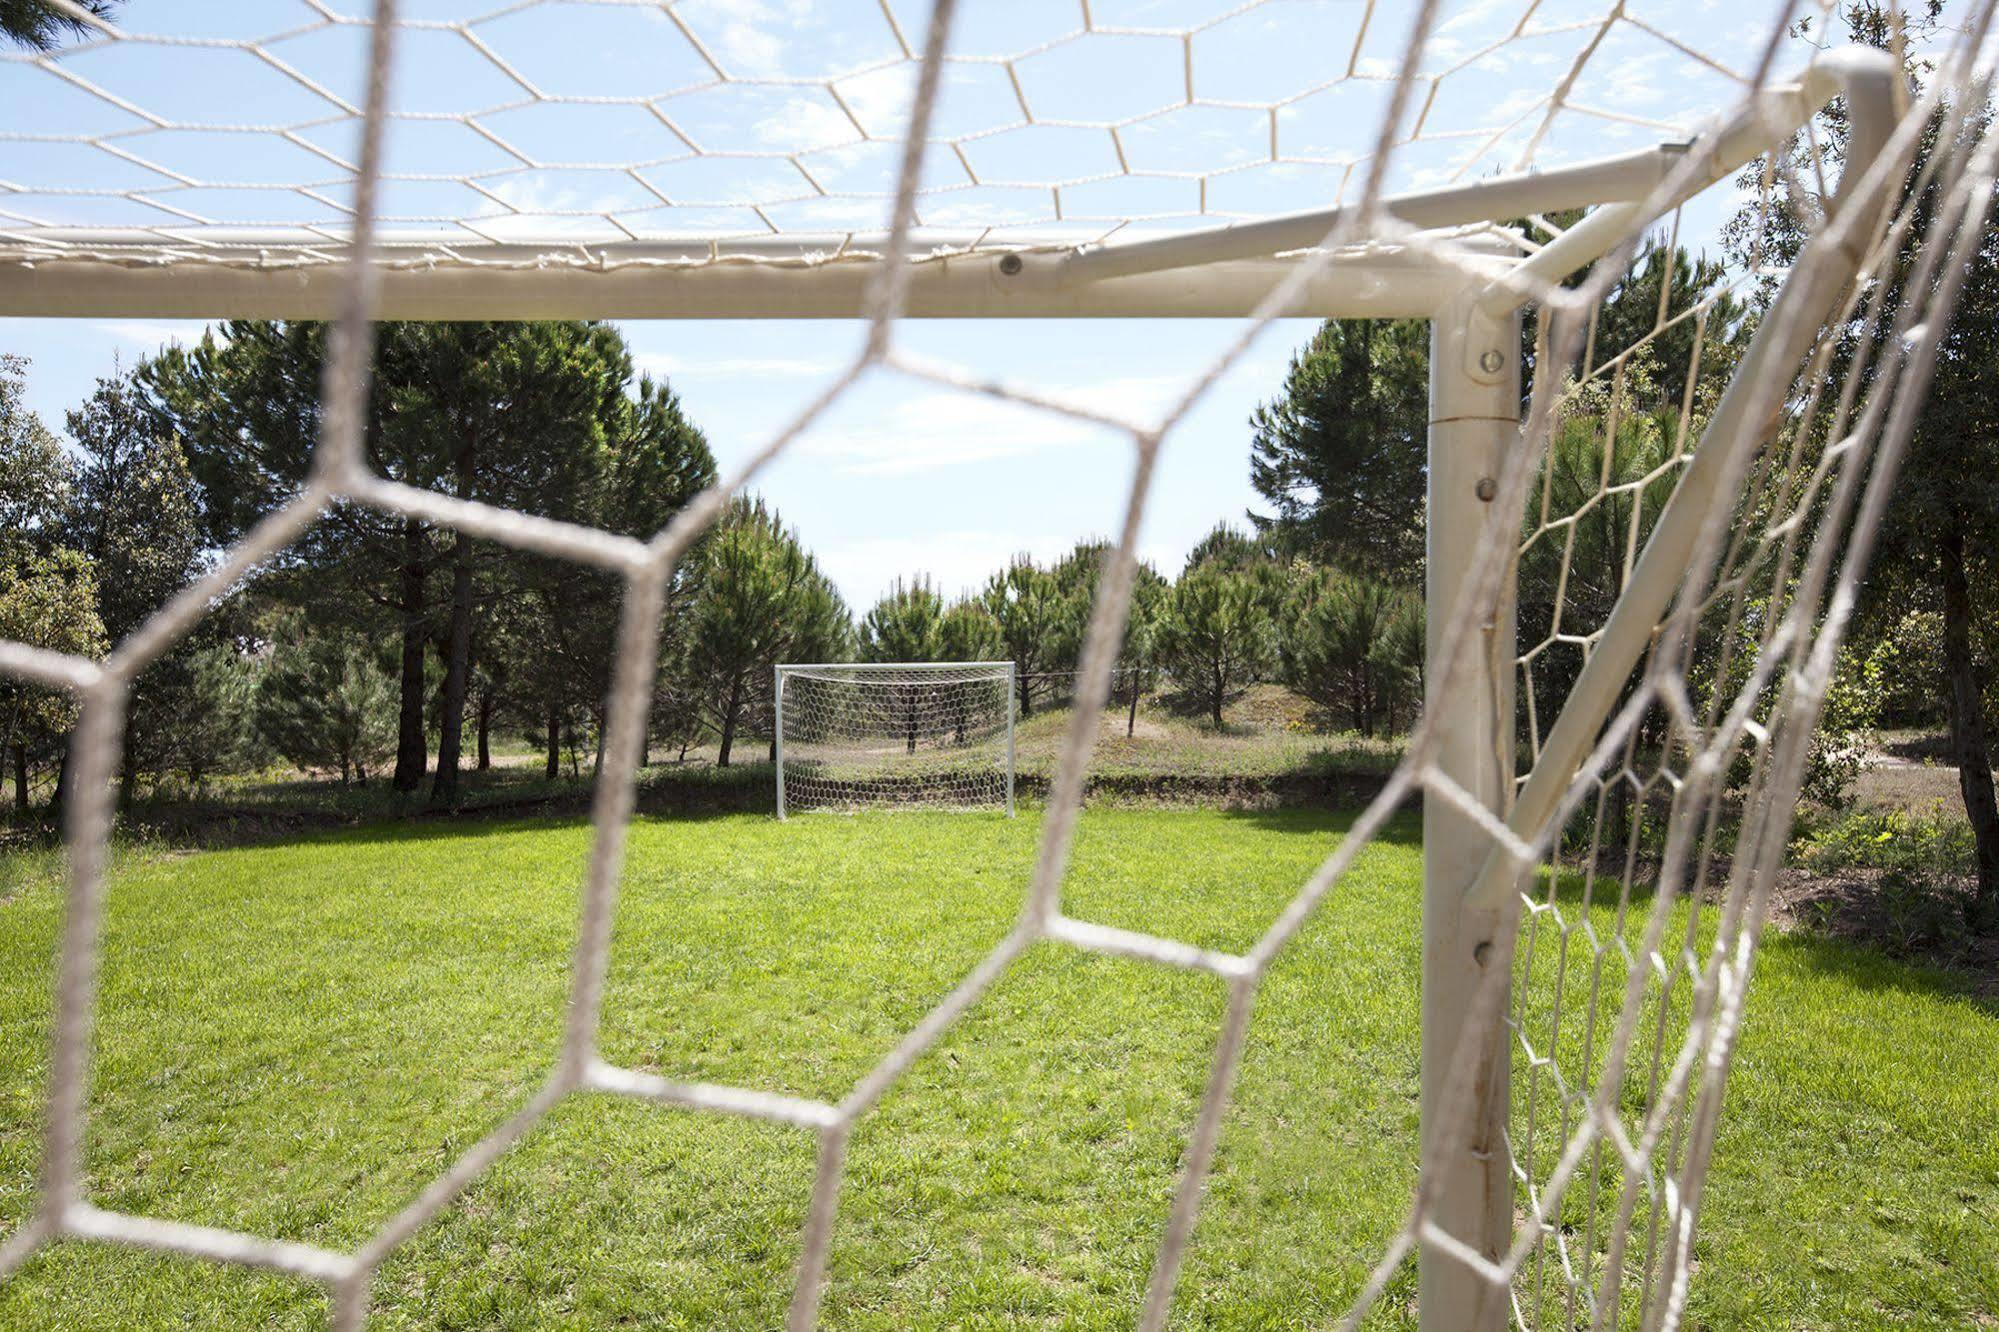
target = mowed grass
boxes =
[0,809,1992,1329]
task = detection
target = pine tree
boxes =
[937,599,1004,663]
[253,625,396,785]
[859,577,946,662]
[0,0,117,51]
[1248,319,1430,580]
[144,322,715,806]
[981,557,1065,716]
[1282,568,1421,737]
[1047,539,1168,734]
[687,497,850,767]
[1155,562,1277,729]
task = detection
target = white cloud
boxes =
[1023,372,1188,424]
[1435,0,1516,39]
[834,65,914,138]
[677,0,800,77]
[635,350,848,380]
[817,529,1185,608]
[95,320,209,348]
[798,374,1189,477]
[802,396,1097,475]
[753,95,859,151]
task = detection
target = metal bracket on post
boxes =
[1421,290,1521,1332]
[1461,300,1515,389]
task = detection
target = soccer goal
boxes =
[775,662,1015,818]
[2,1,1995,1330]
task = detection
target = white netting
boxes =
[3,0,1997,1329]
[777,662,1013,816]
[0,0,1935,282]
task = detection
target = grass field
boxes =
[10,687,1401,849]
[1,809,1994,1329]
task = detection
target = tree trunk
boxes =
[1127,675,1139,737]
[1016,668,1032,718]
[394,518,428,793]
[1939,528,1999,931]
[545,703,560,780]
[476,688,493,771]
[717,675,741,767]
[11,742,26,812]
[431,449,477,807]
[52,739,71,816]
[117,740,137,812]
[593,704,606,779]
[1211,663,1224,729]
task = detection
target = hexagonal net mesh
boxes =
[0,0,1888,265]
[2,0,1997,1329]
[776,663,1015,817]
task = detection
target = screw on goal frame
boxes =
[2,0,1993,1328]
[774,662,1017,820]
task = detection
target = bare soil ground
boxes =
[1852,728,1964,812]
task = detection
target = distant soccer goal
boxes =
[775,662,1016,818]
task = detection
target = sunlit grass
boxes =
[0,809,1991,1328]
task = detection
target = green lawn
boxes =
[0,810,1993,1329]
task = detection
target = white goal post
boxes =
[3,3,1996,1332]
[775,662,1016,819]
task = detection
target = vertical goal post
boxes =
[2,0,1994,1328]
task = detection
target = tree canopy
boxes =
[689,497,849,766]
[1248,319,1429,580]
[0,0,116,51]
[144,320,716,804]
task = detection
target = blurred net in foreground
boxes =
[2,2,1997,1331]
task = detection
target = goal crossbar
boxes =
[0,53,1892,324]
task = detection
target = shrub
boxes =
[1793,804,1975,878]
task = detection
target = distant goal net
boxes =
[775,662,1015,818]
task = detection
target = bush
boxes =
[1871,867,1972,953]
[1280,567,1420,738]
[1793,805,1975,878]
[253,630,397,785]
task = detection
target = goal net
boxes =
[776,662,1015,817]
[2,1,1996,1330]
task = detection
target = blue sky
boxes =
[3,312,1312,608]
[0,0,1904,609]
